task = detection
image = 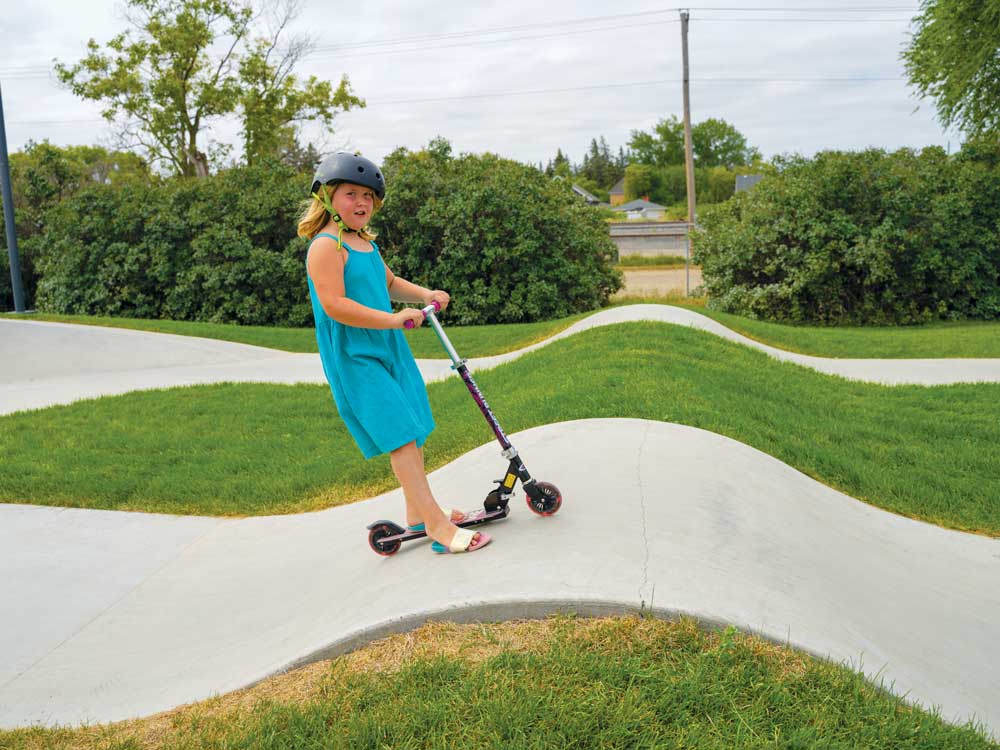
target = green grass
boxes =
[2,323,998,535]
[616,253,689,268]
[8,303,1000,359]
[0,311,590,358]
[1,616,994,749]
[695,308,1000,359]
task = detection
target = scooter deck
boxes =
[374,505,509,545]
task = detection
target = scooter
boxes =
[366,301,562,555]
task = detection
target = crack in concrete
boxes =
[637,421,653,613]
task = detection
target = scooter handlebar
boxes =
[403,300,442,329]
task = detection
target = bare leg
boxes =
[390,441,480,549]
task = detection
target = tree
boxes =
[238,1,363,166]
[54,0,362,177]
[902,0,1000,139]
[691,118,761,168]
[545,148,572,178]
[623,163,659,202]
[578,136,624,190]
[276,138,323,173]
[629,116,759,168]
[628,116,685,166]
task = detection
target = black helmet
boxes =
[310,152,385,200]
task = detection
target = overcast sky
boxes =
[0,1,964,172]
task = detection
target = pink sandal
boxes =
[431,528,492,554]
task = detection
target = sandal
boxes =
[407,508,469,533]
[432,527,492,554]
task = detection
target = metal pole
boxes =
[0,80,26,313]
[680,9,696,297]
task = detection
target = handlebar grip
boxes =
[403,300,442,329]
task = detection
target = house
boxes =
[609,178,626,206]
[616,198,666,221]
[570,183,601,205]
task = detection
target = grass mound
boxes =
[2,323,998,535]
[2,616,993,749]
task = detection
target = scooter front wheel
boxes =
[368,523,402,556]
[527,481,562,516]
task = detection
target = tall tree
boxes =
[578,136,617,187]
[629,116,759,168]
[902,0,1000,139]
[691,118,761,168]
[545,148,572,178]
[55,0,362,176]
[238,0,362,166]
[628,116,686,166]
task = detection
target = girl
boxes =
[298,152,490,554]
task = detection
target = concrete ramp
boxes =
[1,419,997,735]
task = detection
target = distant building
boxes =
[736,174,764,192]
[609,178,626,206]
[570,183,601,205]
[616,198,666,221]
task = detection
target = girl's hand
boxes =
[394,308,426,329]
[426,289,450,311]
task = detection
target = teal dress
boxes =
[306,233,434,459]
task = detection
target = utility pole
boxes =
[0,81,26,313]
[680,9,696,297]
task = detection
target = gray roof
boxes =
[571,184,600,203]
[617,198,666,211]
[610,178,625,195]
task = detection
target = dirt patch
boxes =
[614,268,703,297]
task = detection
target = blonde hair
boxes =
[297,183,383,244]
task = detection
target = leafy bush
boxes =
[373,142,622,324]
[692,145,1000,324]
[34,161,313,326]
[0,141,149,311]
[21,142,620,326]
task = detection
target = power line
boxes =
[307,20,680,60]
[0,5,920,78]
[311,8,679,51]
[691,5,915,10]
[696,17,911,22]
[5,74,907,126]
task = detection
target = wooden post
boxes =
[680,9,696,297]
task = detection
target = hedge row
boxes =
[693,143,1000,325]
[373,144,621,325]
[7,145,621,326]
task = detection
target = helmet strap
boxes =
[312,189,358,246]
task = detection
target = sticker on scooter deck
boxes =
[457,508,491,525]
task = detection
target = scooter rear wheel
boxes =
[368,523,402,556]
[527,481,562,516]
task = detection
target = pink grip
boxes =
[404,300,442,329]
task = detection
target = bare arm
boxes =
[308,238,422,329]
[385,265,450,310]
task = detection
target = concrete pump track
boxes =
[1,305,998,737]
